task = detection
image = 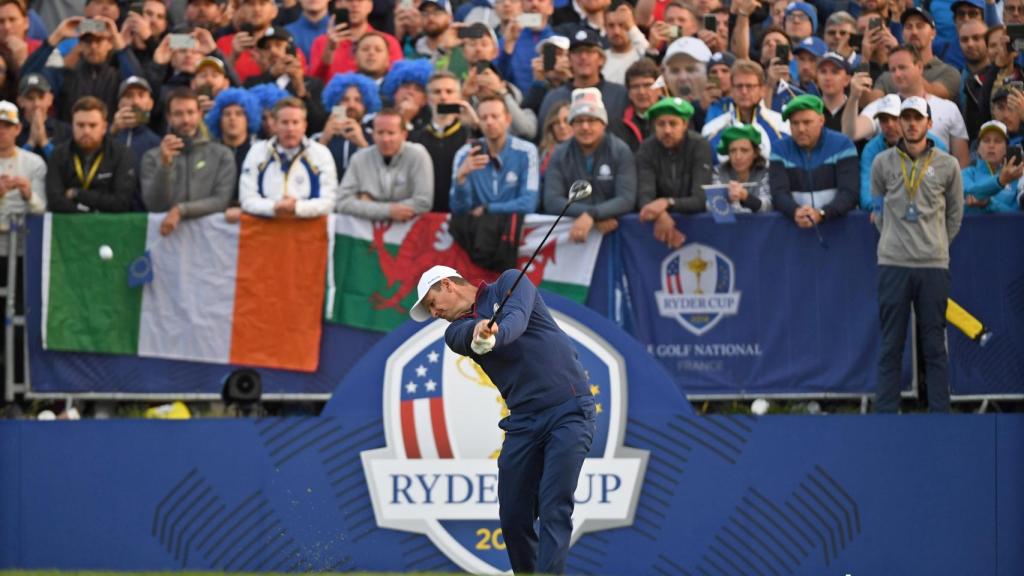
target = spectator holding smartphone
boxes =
[602,3,648,85]
[962,120,1024,212]
[319,72,379,180]
[110,76,161,181]
[308,0,403,82]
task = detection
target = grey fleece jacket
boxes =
[336,142,434,220]
[871,141,964,269]
[542,133,637,220]
[140,134,236,218]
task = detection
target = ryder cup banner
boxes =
[362,315,648,574]
[616,215,880,396]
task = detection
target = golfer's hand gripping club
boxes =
[472,319,498,355]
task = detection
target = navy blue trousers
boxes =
[876,266,951,413]
[497,394,596,575]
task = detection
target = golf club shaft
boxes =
[486,196,579,329]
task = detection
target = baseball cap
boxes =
[118,75,152,99]
[951,0,985,10]
[900,7,936,27]
[708,51,736,70]
[410,265,463,321]
[818,51,849,72]
[569,27,604,50]
[568,87,608,124]
[18,73,51,96]
[463,22,499,45]
[793,36,827,58]
[0,101,19,126]
[872,93,903,118]
[664,37,712,64]
[900,95,931,118]
[978,119,1008,140]
[196,55,226,75]
[992,86,1014,104]
[419,0,452,13]
[536,35,570,55]
[257,26,294,48]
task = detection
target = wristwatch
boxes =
[818,208,826,220]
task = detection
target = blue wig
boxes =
[248,82,291,113]
[204,88,262,140]
[380,59,434,102]
[322,73,382,115]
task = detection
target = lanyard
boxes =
[73,153,104,191]
[898,149,934,203]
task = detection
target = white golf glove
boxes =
[471,334,496,355]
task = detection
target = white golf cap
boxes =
[900,96,930,118]
[978,119,1008,140]
[535,35,570,55]
[410,265,463,321]
[664,37,712,64]
[872,93,902,118]
[0,100,19,125]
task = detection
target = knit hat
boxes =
[785,2,818,33]
[781,94,824,120]
[716,124,762,155]
[646,96,695,121]
[567,87,608,124]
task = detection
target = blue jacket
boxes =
[962,161,1021,213]
[286,14,330,60]
[497,26,554,95]
[860,132,947,211]
[445,271,589,413]
[769,128,859,219]
[450,135,540,214]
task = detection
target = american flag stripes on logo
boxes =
[399,342,453,459]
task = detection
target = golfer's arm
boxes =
[445,322,475,356]
[494,274,535,347]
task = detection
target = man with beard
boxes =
[871,96,963,413]
[45,96,136,212]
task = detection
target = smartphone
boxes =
[239,22,259,35]
[457,26,483,39]
[437,103,461,115]
[869,18,882,30]
[169,33,196,50]
[286,43,297,57]
[667,24,681,39]
[332,104,348,118]
[775,44,790,64]
[400,0,414,7]
[516,13,543,28]
[196,84,214,99]
[475,60,490,74]
[128,1,145,15]
[856,61,870,75]
[703,14,717,32]
[1004,79,1024,92]
[707,74,720,89]
[133,107,150,126]
[1009,145,1023,164]
[78,19,106,34]
[543,42,557,71]
[849,33,862,50]
[333,7,350,25]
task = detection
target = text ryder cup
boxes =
[656,293,741,315]
[390,472,623,505]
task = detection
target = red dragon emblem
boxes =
[368,216,561,315]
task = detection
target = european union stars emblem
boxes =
[127,250,154,287]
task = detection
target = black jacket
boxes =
[23,42,143,123]
[46,136,137,213]
[410,120,473,212]
[635,131,713,213]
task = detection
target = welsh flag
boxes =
[327,213,603,332]
[41,213,332,372]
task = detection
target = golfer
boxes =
[410,264,596,575]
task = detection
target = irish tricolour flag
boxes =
[327,213,603,332]
[41,213,332,372]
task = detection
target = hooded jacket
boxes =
[45,136,137,213]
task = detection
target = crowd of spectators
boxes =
[0,0,1018,250]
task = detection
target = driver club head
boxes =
[569,180,593,202]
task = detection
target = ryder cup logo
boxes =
[656,243,741,336]
[361,313,648,575]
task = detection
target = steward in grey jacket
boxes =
[140,129,236,219]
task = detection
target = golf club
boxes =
[471,180,592,354]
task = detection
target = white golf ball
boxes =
[751,398,770,416]
[99,245,114,261]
